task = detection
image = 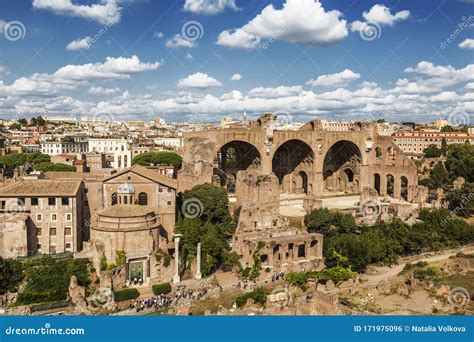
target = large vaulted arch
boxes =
[213,140,261,193]
[272,139,314,194]
[323,140,362,194]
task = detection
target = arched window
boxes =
[124,196,128,204]
[111,193,117,206]
[375,147,382,160]
[138,192,148,205]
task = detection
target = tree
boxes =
[132,151,182,168]
[423,144,442,158]
[445,143,474,183]
[304,208,357,237]
[17,118,27,125]
[441,138,448,156]
[428,164,448,189]
[0,257,24,294]
[34,162,76,172]
[175,183,235,276]
[445,183,474,217]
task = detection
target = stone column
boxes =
[195,242,202,280]
[173,235,181,284]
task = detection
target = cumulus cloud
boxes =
[183,0,239,15]
[88,86,121,95]
[186,53,194,60]
[306,69,360,87]
[66,36,92,51]
[459,38,474,49]
[230,73,242,81]
[32,0,122,25]
[166,34,196,49]
[248,85,302,98]
[153,32,164,39]
[351,4,410,34]
[217,0,348,49]
[177,72,222,89]
[362,4,410,26]
[54,55,161,81]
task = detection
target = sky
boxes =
[0,0,472,124]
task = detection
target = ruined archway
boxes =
[374,173,381,195]
[272,139,314,194]
[323,140,362,194]
[401,176,408,201]
[387,174,395,197]
[214,140,261,193]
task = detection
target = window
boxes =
[17,197,25,206]
[167,201,172,206]
[31,197,39,206]
[36,228,42,236]
[65,243,72,251]
[48,197,56,206]
[159,188,163,193]
[111,193,117,206]
[36,213,42,222]
[37,243,42,251]
[51,214,57,221]
[61,197,69,206]
[50,245,57,254]
[168,188,173,193]
[50,228,57,236]
[138,192,148,205]
[65,227,72,236]
[124,196,128,204]
[66,213,72,221]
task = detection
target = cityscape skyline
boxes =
[0,0,472,124]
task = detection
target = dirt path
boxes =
[361,245,474,285]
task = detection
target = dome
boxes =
[117,182,135,194]
[94,205,160,232]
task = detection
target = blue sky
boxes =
[0,0,472,123]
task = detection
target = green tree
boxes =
[441,138,448,156]
[0,257,24,294]
[428,164,448,189]
[445,183,474,217]
[423,144,442,158]
[445,143,474,183]
[304,208,357,237]
[132,151,182,168]
[34,162,76,172]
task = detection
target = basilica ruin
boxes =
[178,114,423,271]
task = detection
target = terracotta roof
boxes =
[0,180,82,197]
[44,172,106,181]
[97,204,155,218]
[104,164,177,189]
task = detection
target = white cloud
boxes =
[54,55,161,81]
[362,4,410,26]
[186,53,194,60]
[459,38,474,49]
[165,34,196,49]
[248,85,302,98]
[154,32,164,39]
[66,36,92,51]
[88,86,121,95]
[0,20,6,33]
[32,0,122,25]
[465,82,474,90]
[217,0,348,49]
[217,28,261,49]
[306,69,360,87]
[177,72,222,89]
[429,91,458,102]
[230,73,242,81]
[351,4,410,34]
[183,0,239,15]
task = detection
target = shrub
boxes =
[152,283,172,296]
[115,251,126,267]
[99,254,107,271]
[235,287,266,308]
[113,288,140,302]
